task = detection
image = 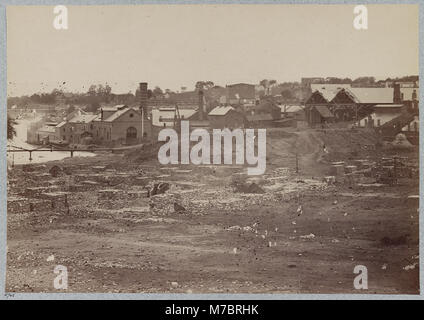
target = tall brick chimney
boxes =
[198,89,204,121]
[393,83,401,104]
[139,82,148,138]
[139,82,148,115]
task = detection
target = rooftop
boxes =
[313,105,334,118]
[103,107,139,122]
[208,106,235,116]
[347,88,394,104]
[151,107,198,126]
[69,114,98,124]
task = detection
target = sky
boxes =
[6,4,419,96]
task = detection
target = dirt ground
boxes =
[6,128,420,294]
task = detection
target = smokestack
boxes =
[100,108,104,121]
[139,82,148,115]
[198,89,204,121]
[393,83,401,104]
[139,82,148,138]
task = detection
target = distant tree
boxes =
[51,88,63,96]
[30,94,41,103]
[85,97,100,113]
[88,85,97,96]
[195,81,214,91]
[104,84,112,96]
[260,79,277,95]
[96,84,105,96]
[280,89,294,100]
[7,116,16,140]
[259,79,269,88]
[39,93,55,104]
[153,86,163,97]
[353,76,375,84]
[204,81,214,90]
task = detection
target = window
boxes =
[126,127,137,139]
[129,113,134,118]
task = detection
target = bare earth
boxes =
[6,128,419,294]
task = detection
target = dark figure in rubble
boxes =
[147,182,170,197]
[174,202,186,213]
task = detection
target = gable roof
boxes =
[308,84,349,103]
[347,88,394,104]
[103,107,140,122]
[69,114,98,124]
[151,107,198,126]
[56,121,67,128]
[310,83,351,92]
[280,105,304,113]
[305,90,332,104]
[313,105,334,118]
[208,106,235,116]
[101,105,128,112]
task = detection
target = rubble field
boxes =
[6,129,419,294]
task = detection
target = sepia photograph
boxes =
[5,3,420,295]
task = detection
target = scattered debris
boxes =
[403,263,418,271]
[296,205,303,216]
[49,165,62,177]
[173,202,186,213]
[300,233,315,239]
[148,182,170,197]
[234,182,265,194]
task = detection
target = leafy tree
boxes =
[153,86,163,97]
[195,81,214,91]
[96,84,105,96]
[259,79,269,88]
[353,76,375,84]
[281,89,294,100]
[7,116,16,140]
[88,85,97,96]
[260,79,277,95]
[104,84,112,96]
[85,97,100,113]
[51,88,63,96]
